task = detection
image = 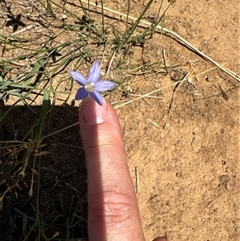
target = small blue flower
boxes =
[70,61,116,106]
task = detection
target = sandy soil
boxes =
[116,1,240,240]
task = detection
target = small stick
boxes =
[135,166,139,194]
[11,25,34,36]
[162,47,168,74]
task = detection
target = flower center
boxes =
[84,81,95,92]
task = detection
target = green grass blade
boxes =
[33,90,50,138]
[118,0,154,50]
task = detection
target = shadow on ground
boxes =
[0,102,88,240]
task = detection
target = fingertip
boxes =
[79,97,107,125]
[79,97,123,151]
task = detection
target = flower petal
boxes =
[88,61,100,83]
[90,90,103,106]
[70,71,87,86]
[95,80,116,91]
[75,88,88,100]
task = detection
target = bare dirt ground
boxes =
[119,1,240,240]
[0,0,239,240]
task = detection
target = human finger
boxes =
[79,97,145,241]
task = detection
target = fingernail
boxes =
[81,98,108,124]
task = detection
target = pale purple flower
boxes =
[70,61,116,106]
